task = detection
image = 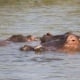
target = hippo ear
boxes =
[65,32,72,36]
[66,32,72,34]
[46,33,51,36]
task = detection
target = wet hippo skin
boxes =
[39,33,80,53]
[40,32,71,44]
[20,45,34,51]
[7,34,38,42]
[40,33,53,43]
[20,32,80,53]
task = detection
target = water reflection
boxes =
[30,56,64,62]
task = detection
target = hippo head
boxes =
[20,45,34,51]
[7,34,26,42]
[7,34,38,42]
[61,34,80,52]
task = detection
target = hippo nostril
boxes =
[72,40,75,42]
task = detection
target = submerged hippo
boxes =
[20,33,80,53]
[7,34,38,42]
[40,33,53,43]
[20,45,34,51]
[36,33,80,53]
[40,32,71,44]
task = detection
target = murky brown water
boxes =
[0,0,80,80]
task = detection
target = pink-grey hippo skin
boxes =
[20,33,80,53]
[7,34,38,42]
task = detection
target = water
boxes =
[0,0,80,80]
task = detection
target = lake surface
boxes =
[0,0,80,80]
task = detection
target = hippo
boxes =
[36,33,80,53]
[7,34,38,42]
[20,45,34,51]
[40,33,53,43]
[40,32,71,44]
[20,33,80,53]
